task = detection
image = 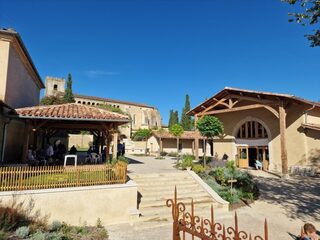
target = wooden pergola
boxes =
[12,103,131,162]
[188,87,320,175]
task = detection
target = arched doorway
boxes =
[233,118,271,169]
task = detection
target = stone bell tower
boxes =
[45,76,65,96]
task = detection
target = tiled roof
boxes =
[152,130,204,139]
[15,103,130,122]
[188,87,320,115]
[74,94,154,109]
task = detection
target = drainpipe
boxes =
[304,105,315,124]
[1,118,11,163]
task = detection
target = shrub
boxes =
[181,155,193,169]
[30,230,46,240]
[15,226,30,238]
[50,221,62,232]
[168,152,178,157]
[160,151,168,156]
[192,164,205,174]
[117,156,129,164]
[0,202,31,231]
[96,218,103,228]
[0,231,7,240]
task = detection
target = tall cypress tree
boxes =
[168,110,174,128]
[181,94,193,130]
[172,110,179,125]
[63,73,75,103]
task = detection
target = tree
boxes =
[40,95,66,105]
[168,110,174,127]
[132,128,152,154]
[169,124,184,163]
[196,116,224,167]
[168,110,179,128]
[98,104,125,114]
[173,111,179,125]
[181,94,193,131]
[283,0,320,47]
[63,73,75,103]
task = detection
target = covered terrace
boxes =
[10,103,130,165]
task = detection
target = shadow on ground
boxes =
[255,176,320,221]
[127,158,144,164]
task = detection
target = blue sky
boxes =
[1,0,319,124]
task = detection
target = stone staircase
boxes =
[129,171,228,228]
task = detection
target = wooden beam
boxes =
[263,106,279,119]
[228,94,278,105]
[198,98,229,116]
[43,123,111,130]
[198,104,265,116]
[279,102,288,175]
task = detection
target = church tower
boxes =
[45,76,65,96]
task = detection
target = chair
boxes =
[64,154,77,167]
[90,153,101,164]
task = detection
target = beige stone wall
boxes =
[68,134,93,149]
[4,119,25,163]
[0,40,10,101]
[0,182,138,226]
[73,96,162,138]
[5,44,40,108]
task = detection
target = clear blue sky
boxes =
[1,0,319,124]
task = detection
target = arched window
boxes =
[236,121,268,139]
[77,101,81,104]
[53,84,58,91]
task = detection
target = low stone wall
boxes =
[290,165,320,177]
[0,181,138,226]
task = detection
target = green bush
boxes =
[0,230,7,240]
[15,226,30,238]
[117,156,129,164]
[181,155,193,169]
[160,151,168,156]
[0,203,31,231]
[192,164,205,174]
[30,230,46,240]
[50,221,62,232]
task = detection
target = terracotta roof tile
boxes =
[15,103,130,122]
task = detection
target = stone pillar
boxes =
[279,102,288,175]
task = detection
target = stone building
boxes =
[188,87,320,175]
[45,77,162,139]
[0,28,45,163]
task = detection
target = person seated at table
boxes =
[255,159,262,170]
[69,145,77,154]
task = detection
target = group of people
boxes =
[27,140,70,166]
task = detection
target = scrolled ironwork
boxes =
[167,187,268,240]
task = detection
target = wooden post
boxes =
[194,115,199,160]
[160,138,163,152]
[279,102,288,175]
[21,121,31,163]
[113,132,118,160]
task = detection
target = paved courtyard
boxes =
[108,155,320,240]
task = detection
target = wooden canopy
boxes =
[11,103,131,162]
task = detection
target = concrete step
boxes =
[138,184,201,193]
[140,196,214,208]
[135,179,196,187]
[139,189,207,200]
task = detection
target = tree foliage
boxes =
[283,0,320,47]
[132,128,152,141]
[196,116,224,167]
[180,94,193,131]
[196,116,224,138]
[168,110,179,128]
[40,95,66,105]
[169,124,184,160]
[63,73,75,103]
[169,124,184,138]
[98,104,125,114]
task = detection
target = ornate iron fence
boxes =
[166,187,268,240]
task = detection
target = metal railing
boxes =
[167,187,268,240]
[0,162,127,191]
